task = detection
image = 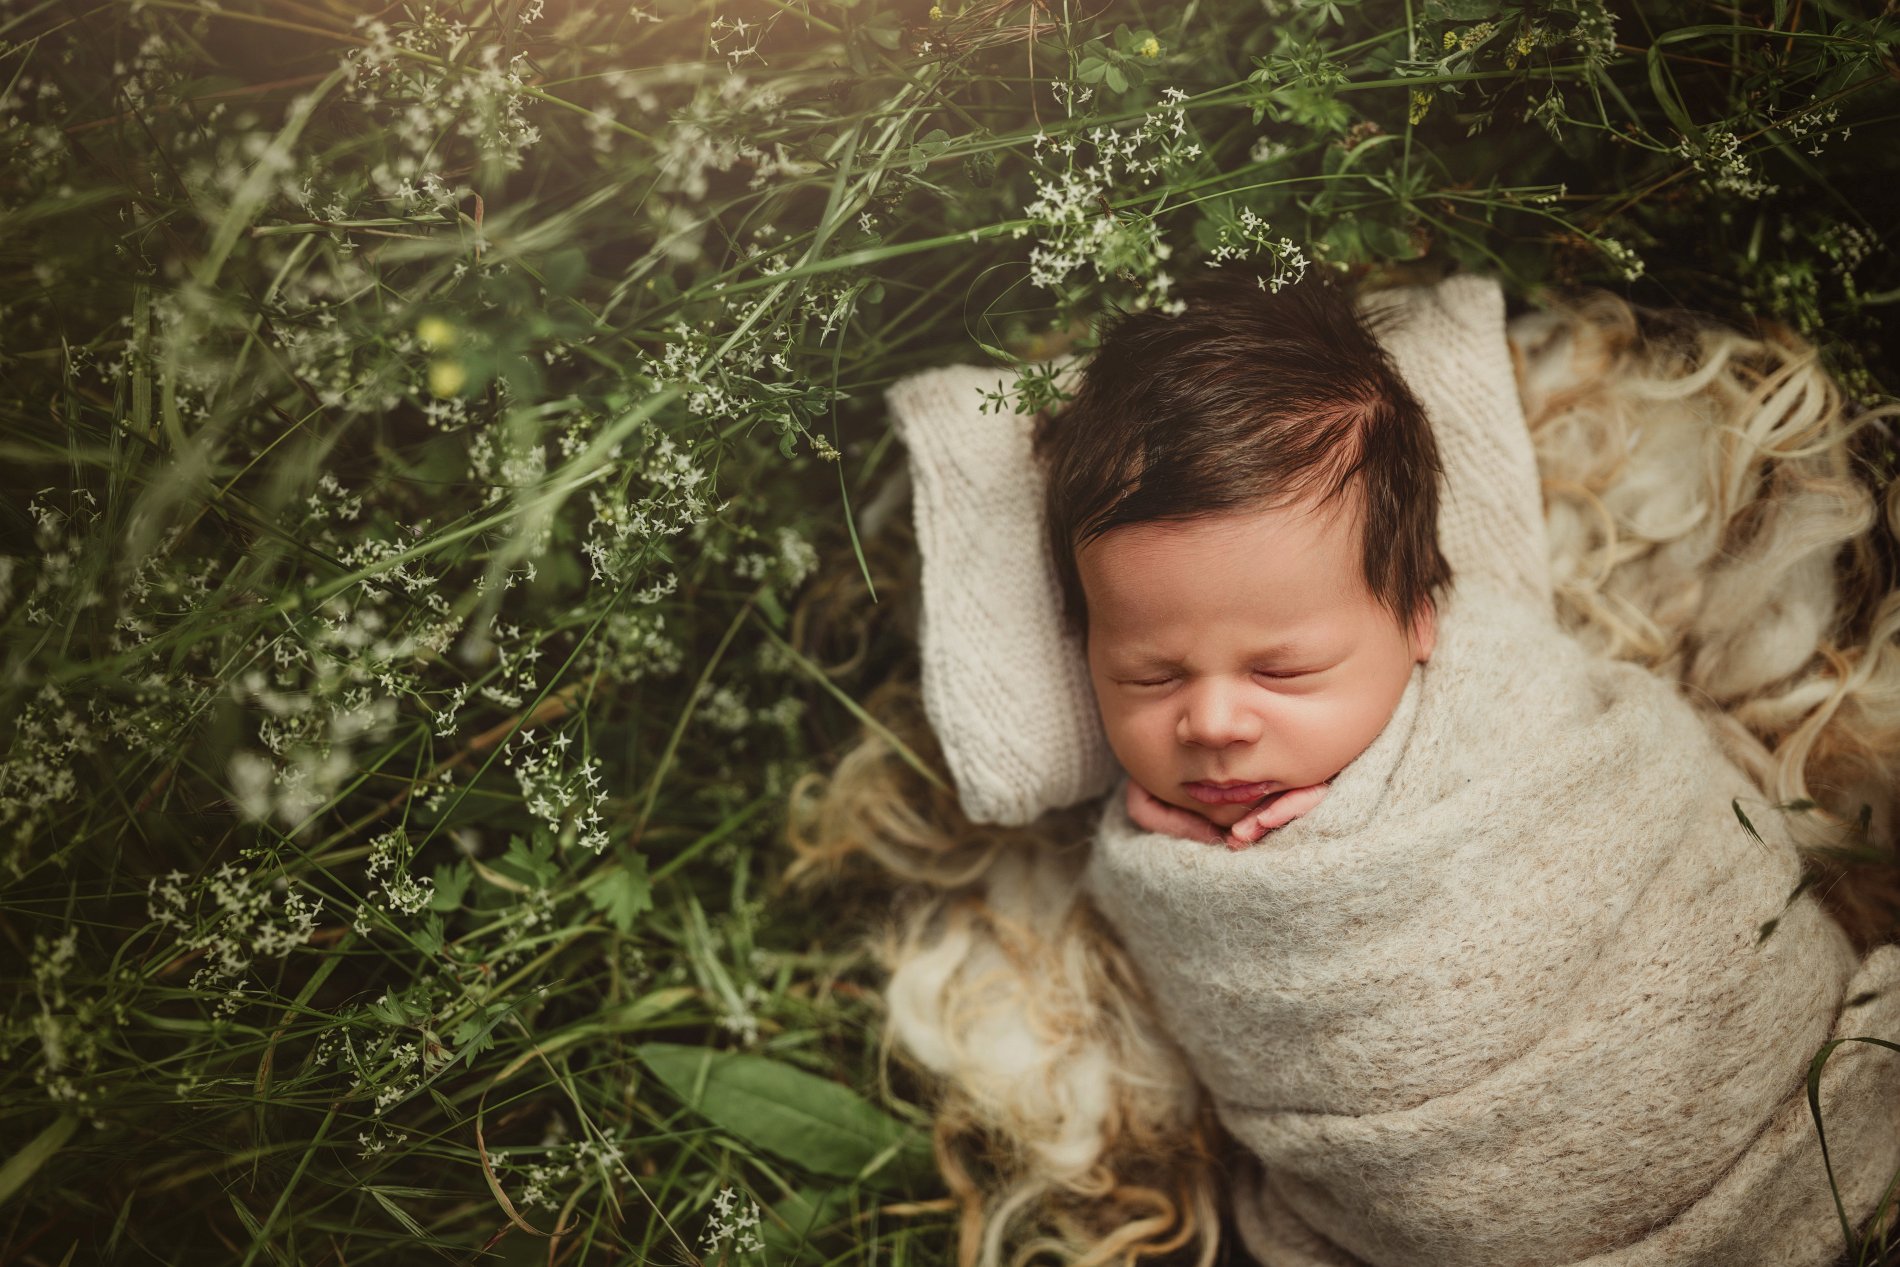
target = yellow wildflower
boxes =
[1506,26,1536,70]
[416,315,458,352]
[428,361,467,398]
[1137,36,1160,58]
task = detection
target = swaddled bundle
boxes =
[1072,280,1900,1265]
[1087,568,1900,1266]
[848,272,1900,1267]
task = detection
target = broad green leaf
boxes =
[765,1184,857,1254]
[1646,42,1703,147]
[541,248,587,295]
[638,1043,928,1182]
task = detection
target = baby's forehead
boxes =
[1081,501,1371,634]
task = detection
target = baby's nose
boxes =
[1176,681,1262,747]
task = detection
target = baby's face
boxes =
[1077,495,1435,830]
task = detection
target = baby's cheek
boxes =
[1098,708,1174,781]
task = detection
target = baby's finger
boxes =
[1262,782,1330,831]
[1125,781,1226,843]
[1230,783,1331,844]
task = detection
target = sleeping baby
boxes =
[885,270,1900,1267]
[1035,277,1445,852]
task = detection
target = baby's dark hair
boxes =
[1033,270,1454,639]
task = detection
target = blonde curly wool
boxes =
[788,286,1900,1267]
[1516,294,1900,929]
[787,689,1218,1267]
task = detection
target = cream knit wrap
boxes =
[888,276,1900,1265]
[1087,573,1900,1265]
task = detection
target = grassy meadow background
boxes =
[2,0,1898,1263]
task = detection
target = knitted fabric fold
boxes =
[1084,575,1900,1267]
[886,358,1120,825]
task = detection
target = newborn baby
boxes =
[1007,271,1900,1266]
[1036,274,1447,851]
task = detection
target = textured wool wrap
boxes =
[1085,575,1900,1266]
[885,274,1900,1265]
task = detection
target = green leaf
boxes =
[1646,42,1703,147]
[367,989,422,1027]
[496,833,558,888]
[1360,218,1418,260]
[0,1113,77,1208]
[429,860,472,912]
[1322,217,1369,263]
[586,857,653,933]
[764,1184,856,1254]
[1105,64,1128,93]
[452,1001,514,1068]
[756,586,788,631]
[365,1186,444,1242]
[638,1043,928,1183]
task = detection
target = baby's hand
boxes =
[1125,779,1331,850]
[1125,780,1227,844]
[1226,782,1330,846]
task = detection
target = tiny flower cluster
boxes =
[1205,205,1311,293]
[367,830,436,917]
[703,1185,766,1256]
[1674,126,1779,201]
[1595,236,1646,283]
[1016,87,1207,313]
[146,863,323,1019]
[508,728,612,854]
